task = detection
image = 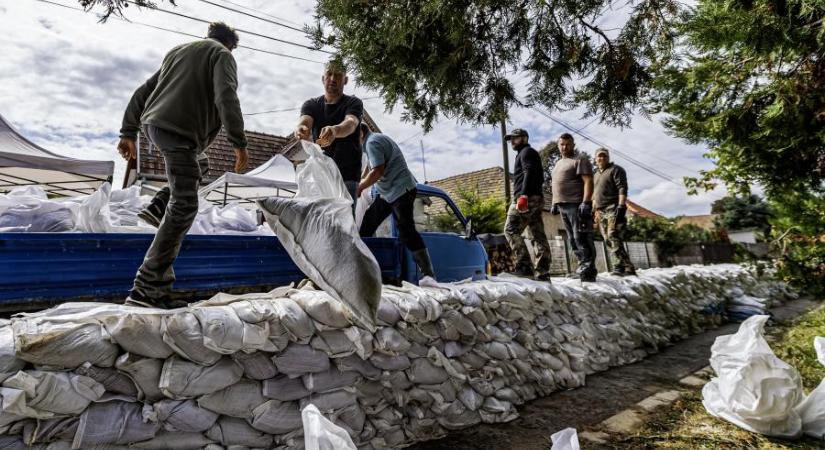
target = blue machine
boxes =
[0,184,488,311]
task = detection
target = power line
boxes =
[194,0,306,34]
[215,0,302,27]
[244,96,382,116]
[36,0,323,64]
[123,0,334,54]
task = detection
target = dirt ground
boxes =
[411,299,820,450]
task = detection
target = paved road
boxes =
[412,299,820,450]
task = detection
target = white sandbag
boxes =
[193,306,272,354]
[115,353,164,402]
[0,201,75,232]
[12,320,118,369]
[197,379,266,418]
[292,290,351,329]
[374,328,411,356]
[75,363,138,397]
[262,375,311,403]
[250,400,303,435]
[702,315,804,438]
[2,371,103,418]
[74,182,112,233]
[257,141,381,332]
[0,327,24,383]
[160,312,222,366]
[271,298,316,343]
[311,330,358,358]
[273,344,330,376]
[73,401,160,448]
[206,416,274,448]
[302,404,357,450]
[232,351,278,380]
[102,312,173,359]
[158,356,243,399]
[795,337,825,439]
[550,427,580,450]
[150,399,218,433]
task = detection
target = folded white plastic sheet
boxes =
[0,265,798,449]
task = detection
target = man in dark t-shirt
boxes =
[295,60,364,206]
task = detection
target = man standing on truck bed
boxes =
[593,148,637,276]
[356,124,436,280]
[551,133,597,282]
[502,128,553,281]
[117,22,249,308]
[295,60,364,212]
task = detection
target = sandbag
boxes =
[271,297,316,343]
[150,399,218,433]
[130,431,216,450]
[232,351,278,380]
[160,312,222,366]
[197,379,266,418]
[273,344,330,376]
[12,320,118,369]
[115,353,164,402]
[263,375,312,401]
[102,312,174,359]
[2,371,104,417]
[159,356,242,399]
[23,417,78,445]
[75,363,138,397]
[0,326,24,383]
[257,141,381,332]
[702,315,804,438]
[550,427,580,450]
[73,401,160,448]
[206,416,273,448]
[250,400,303,434]
[302,368,361,394]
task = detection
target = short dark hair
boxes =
[208,22,239,50]
[559,133,574,142]
[359,122,370,137]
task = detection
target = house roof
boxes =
[429,165,662,217]
[125,110,383,188]
[676,214,718,231]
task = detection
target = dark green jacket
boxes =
[120,38,247,150]
[593,163,628,209]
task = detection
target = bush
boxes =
[439,189,507,235]
[624,216,723,263]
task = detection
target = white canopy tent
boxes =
[199,154,298,206]
[0,113,114,197]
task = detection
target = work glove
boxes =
[616,204,628,223]
[516,195,529,213]
[551,203,560,215]
[578,201,593,220]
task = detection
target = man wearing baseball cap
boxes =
[593,147,636,276]
[503,128,553,281]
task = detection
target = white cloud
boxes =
[1,0,720,216]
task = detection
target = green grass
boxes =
[598,305,825,450]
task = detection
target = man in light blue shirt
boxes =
[356,124,435,279]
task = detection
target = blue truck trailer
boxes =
[0,184,489,311]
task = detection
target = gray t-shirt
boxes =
[551,154,593,204]
[364,132,417,203]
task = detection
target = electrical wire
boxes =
[36,0,323,63]
[244,96,382,116]
[193,0,306,34]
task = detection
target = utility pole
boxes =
[419,140,427,183]
[500,118,511,204]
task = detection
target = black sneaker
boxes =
[535,273,553,283]
[137,208,163,228]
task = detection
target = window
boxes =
[414,194,464,234]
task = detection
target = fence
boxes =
[481,234,739,275]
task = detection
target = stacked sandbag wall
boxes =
[0,265,797,449]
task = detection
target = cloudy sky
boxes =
[0,0,726,216]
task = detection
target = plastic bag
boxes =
[702,315,804,438]
[302,403,356,450]
[550,427,580,450]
